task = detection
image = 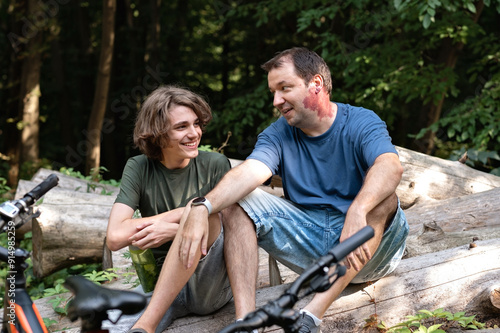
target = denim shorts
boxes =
[104,223,232,333]
[238,188,409,283]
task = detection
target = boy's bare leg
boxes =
[132,209,221,332]
[221,203,259,319]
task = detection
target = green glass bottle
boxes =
[129,245,160,293]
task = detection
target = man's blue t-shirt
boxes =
[247,102,397,214]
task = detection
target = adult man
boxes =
[180,47,409,332]
[106,85,233,333]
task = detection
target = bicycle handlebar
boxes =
[0,173,59,231]
[219,226,374,333]
[329,225,374,262]
[20,173,59,207]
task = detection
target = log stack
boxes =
[15,168,119,278]
[13,145,500,332]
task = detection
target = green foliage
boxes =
[198,145,215,152]
[59,166,119,194]
[2,0,500,181]
[37,269,118,317]
[19,159,53,181]
[43,318,59,330]
[378,308,486,332]
[209,80,276,157]
[83,268,119,283]
[0,177,11,203]
[415,70,500,173]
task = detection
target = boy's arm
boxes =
[106,203,184,251]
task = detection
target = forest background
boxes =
[1,0,500,187]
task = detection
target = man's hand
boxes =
[129,220,179,249]
[340,209,371,271]
[179,204,209,269]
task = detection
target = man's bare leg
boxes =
[221,203,259,319]
[131,210,221,332]
[303,193,398,318]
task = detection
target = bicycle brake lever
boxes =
[308,264,347,293]
[15,207,40,229]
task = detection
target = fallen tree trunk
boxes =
[31,186,116,277]
[30,239,500,333]
[231,146,500,209]
[30,168,120,195]
[395,146,500,207]
[403,186,500,258]
[465,284,500,316]
[156,238,500,332]
[21,149,500,278]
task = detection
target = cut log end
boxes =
[465,284,500,315]
[491,286,500,311]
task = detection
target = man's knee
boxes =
[367,193,398,230]
[221,203,254,232]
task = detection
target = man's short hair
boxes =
[133,85,212,160]
[261,47,333,95]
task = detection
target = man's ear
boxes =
[312,74,324,94]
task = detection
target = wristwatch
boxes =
[191,197,213,214]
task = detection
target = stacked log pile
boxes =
[13,145,500,332]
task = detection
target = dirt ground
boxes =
[475,313,500,330]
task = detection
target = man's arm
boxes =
[179,159,272,268]
[106,203,184,251]
[342,152,403,270]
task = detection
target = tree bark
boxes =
[16,168,120,277]
[395,146,500,208]
[465,284,500,316]
[403,186,500,258]
[153,239,500,333]
[18,0,44,168]
[4,0,24,187]
[31,187,116,277]
[85,0,116,177]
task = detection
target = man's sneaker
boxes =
[297,312,321,333]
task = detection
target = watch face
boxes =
[192,197,206,204]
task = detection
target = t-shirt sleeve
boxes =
[354,110,398,168]
[246,121,282,176]
[212,153,231,185]
[114,157,142,210]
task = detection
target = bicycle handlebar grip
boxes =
[23,174,59,206]
[330,226,374,262]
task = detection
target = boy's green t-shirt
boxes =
[115,150,231,262]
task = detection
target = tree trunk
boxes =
[4,0,24,187]
[403,186,500,258]
[465,284,500,316]
[18,0,44,170]
[395,146,500,208]
[155,239,500,333]
[16,168,119,277]
[31,187,116,277]
[85,0,116,177]
[231,146,500,210]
